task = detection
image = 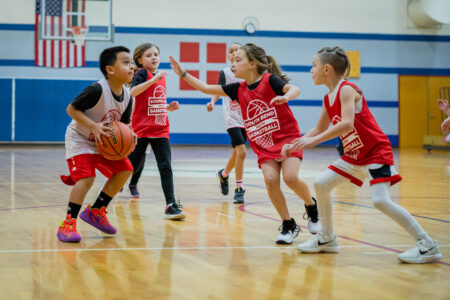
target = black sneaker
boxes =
[275,218,301,244]
[303,197,321,234]
[217,169,229,195]
[165,202,186,220]
[233,187,245,204]
[129,184,139,198]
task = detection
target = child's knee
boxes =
[235,145,247,158]
[371,193,388,211]
[314,177,328,193]
[77,176,95,188]
[264,175,280,189]
[282,173,298,187]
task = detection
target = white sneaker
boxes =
[304,198,321,234]
[297,232,339,253]
[275,219,301,244]
[398,240,442,264]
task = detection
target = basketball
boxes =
[96,121,135,160]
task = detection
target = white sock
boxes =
[314,169,347,238]
[370,183,433,245]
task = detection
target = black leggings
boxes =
[128,137,175,205]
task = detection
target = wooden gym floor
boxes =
[0,145,448,299]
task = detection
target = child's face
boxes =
[310,55,325,85]
[109,51,134,83]
[227,44,240,63]
[232,49,252,79]
[139,46,160,72]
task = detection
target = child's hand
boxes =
[270,96,288,105]
[281,143,294,157]
[127,123,138,145]
[167,101,180,112]
[291,136,318,150]
[206,102,214,112]
[437,99,449,114]
[91,122,110,145]
[151,71,168,83]
[169,56,184,76]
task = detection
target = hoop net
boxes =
[69,26,89,46]
[255,134,274,148]
[155,114,167,125]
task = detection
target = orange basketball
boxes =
[97,121,135,160]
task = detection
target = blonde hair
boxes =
[317,47,350,78]
[133,43,160,68]
[240,43,290,82]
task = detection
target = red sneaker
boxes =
[57,214,81,243]
[80,205,117,234]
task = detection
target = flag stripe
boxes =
[34,0,85,68]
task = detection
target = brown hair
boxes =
[317,47,350,78]
[133,43,160,68]
[240,43,290,82]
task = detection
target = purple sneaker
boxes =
[57,214,81,243]
[80,205,117,234]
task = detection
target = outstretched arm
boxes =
[169,56,227,97]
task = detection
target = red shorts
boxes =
[60,154,134,186]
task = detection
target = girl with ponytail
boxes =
[169,43,321,244]
[289,47,441,264]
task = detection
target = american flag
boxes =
[35,0,86,68]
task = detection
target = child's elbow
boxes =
[342,121,354,132]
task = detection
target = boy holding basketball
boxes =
[57,46,135,243]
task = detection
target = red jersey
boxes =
[131,70,170,139]
[324,80,394,165]
[238,73,302,166]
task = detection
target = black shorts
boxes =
[227,127,247,148]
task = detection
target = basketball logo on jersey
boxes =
[102,109,121,122]
[244,100,280,148]
[332,115,363,159]
[148,85,168,125]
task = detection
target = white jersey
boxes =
[221,67,244,129]
[65,78,132,159]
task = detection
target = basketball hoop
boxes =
[69,26,89,46]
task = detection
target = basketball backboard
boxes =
[38,0,113,43]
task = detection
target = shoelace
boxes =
[62,218,76,234]
[278,222,301,235]
[95,207,109,222]
[303,207,319,223]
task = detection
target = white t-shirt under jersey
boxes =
[65,78,132,159]
[220,67,244,129]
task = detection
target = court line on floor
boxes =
[245,183,450,224]
[239,201,450,267]
[1,244,449,254]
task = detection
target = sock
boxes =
[236,180,244,189]
[67,202,81,219]
[91,191,113,209]
[370,182,431,244]
[222,169,230,178]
